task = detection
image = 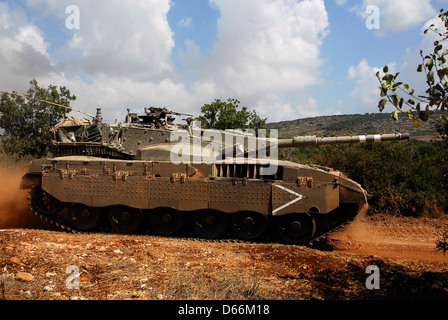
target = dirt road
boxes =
[1,209,447,301]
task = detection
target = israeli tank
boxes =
[20,107,410,245]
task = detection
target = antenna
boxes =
[0,90,95,119]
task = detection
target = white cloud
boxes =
[348,59,396,113]
[26,0,175,81]
[178,17,192,28]
[0,0,332,123]
[177,0,330,121]
[354,0,436,32]
[0,2,54,89]
[0,0,183,120]
[253,94,340,122]
[206,0,329,96]
[14,25,49,57]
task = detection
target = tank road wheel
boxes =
[68,204,100,232]
[276,213,316,245]
[109,206,143,234]
[150,208,185,236]
[232,211,268,241]
[192,210,228,239]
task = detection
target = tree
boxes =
[196,98,267,131]
[377,8,448,253]
[0,79,76,159]
[377,8,448,188]
[376,8,448,136]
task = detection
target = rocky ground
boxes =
[1,212,447,302]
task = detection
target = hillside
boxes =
[267,111,447,140]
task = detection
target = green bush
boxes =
[313,140,447,217]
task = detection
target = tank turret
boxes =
[20,107,410,245]
[50,107,409,162]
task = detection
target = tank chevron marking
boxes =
[272,184,304,215]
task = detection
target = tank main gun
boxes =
[277,133,410,148]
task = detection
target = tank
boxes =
[20,107,410,245]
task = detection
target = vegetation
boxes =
[196,98,267,131]
[0,79,76,159]
[315,139,447,217]
[375,7,448,251]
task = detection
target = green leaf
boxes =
[417,64,423,72]
[383,65,389,73]
[393,82,403,89]
[391,110,398,122]
[419,110,429,122]
[378,99,387,111]
[391,94,400,107]
[427,70,434,83]
[382,74,394,83]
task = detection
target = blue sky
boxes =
[0,0,446,122]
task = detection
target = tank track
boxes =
[28,186,359,247]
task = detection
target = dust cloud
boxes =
[0,165,51,230]
[329,203,371,243]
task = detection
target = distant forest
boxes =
[267,111,448,140]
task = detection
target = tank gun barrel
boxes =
[277,133,410,148]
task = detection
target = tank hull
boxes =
[22,156,366,245]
